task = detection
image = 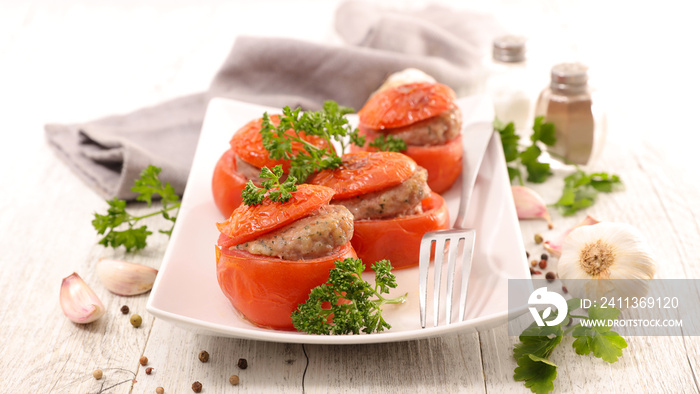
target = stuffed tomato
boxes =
[215,184,356,331]
[308,151,449,270]
[355,81,463,194]
[211,115,330,218]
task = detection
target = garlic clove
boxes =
[60,272,106,324]
[511,186,553,229]
[543,215,599,257]
[96,259,158,296]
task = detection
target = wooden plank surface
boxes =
[2,1,700,393]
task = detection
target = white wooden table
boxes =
[2,1,699,393]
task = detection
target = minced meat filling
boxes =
[234,205,354,260]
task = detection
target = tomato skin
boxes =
[216,242,357,330]
[351,192,449,270]
[352,127,463,194]
[211,149,247,218]
[217,184,335,248]
[358,82,457,130]
[307,152,417,199]
[229,115,331,171]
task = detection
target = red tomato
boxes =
[229,115,331,171]
[211,149,247,218]
[216,242,357,330]
[351,192,449,270]
[353,127,463,194]
[216,184,335,248]
[307,151,416,199]
[358,82,457,130]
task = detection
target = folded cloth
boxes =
[45,0,503,200]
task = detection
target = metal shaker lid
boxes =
[550,62,589,85]
[492,35,526,63]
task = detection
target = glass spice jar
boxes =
[485,35,533,133]
[534,62,606,165]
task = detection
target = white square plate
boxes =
[147,95,530,344]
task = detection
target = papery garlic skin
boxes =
[558,222,656,301]
[60,273,106,324]
[511,186,553,229]
[544,215,599,257]
[96,259,158,296]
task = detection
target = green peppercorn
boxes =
[130,314,142,328]
[534,233,544,244]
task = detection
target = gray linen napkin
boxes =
[45,1,503,200]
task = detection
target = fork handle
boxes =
[454,122,494,229]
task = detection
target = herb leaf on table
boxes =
[553,170,624,216]
[92,165,181,251]
[513,298,627,394]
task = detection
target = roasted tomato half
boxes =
[353,127,463,194]
[216,242,357,330]
[211,115,332,218]
[350,192,449,270]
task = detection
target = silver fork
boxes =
[419,121,494,328]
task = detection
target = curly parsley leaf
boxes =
[260,100,363,182]
[369,134,407,152]
[92,165,180,251]
[291,258,406,335]
[241,165,298,206]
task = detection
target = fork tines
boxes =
[419,229,476,328]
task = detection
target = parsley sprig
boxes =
[368,134,407,152]
[291,258,406,335]
[260,101,365,182]
[553,170,623,215]
[496,117,623,216]
[497,116,556,184]
[241,165,298,206]
[92,165,180,251]
[514,299,627,393]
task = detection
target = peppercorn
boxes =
[541,253,549,261]
[93,369,103,380]
[192,381,202,393]
[156,387,165,394]
[539,260,547,269]
[533,270,542,275]
[198,350,209,363]
[562,286,568,294]
[139,356,148,366]
[120,305,130,314]
[229,375,240,385]
[529,268,535,275]
[546,272,556,282]
[145,367,153,375]
[530,260,538,267]
[237,358,248,369]
[534,233,543,244]
[526,251,530,259]
[131,314,142,328]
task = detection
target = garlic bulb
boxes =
[60,272,106,324]
[375,68,436,94]
[558,222,657,300]
[96,259,158,296]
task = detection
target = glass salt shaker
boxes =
[534,62,606,165]
[485,35,533,133]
